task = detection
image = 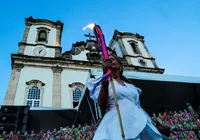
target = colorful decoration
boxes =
[1,123,97,140]
[1,104,199,139]
[152,103,200,139]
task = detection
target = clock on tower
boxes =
[33,46,47,57]
[18,16,63,58]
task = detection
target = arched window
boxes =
[25,80,45,107]
[128,40,141,55]
[69,82,84,108]
[27,86,41,107]
[72,88,82,108]
[36,27,50,43]
[73,88,82,102]
[38,30,47,42]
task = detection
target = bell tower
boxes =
[4,17,64,107]
[18,16,63,57]
[109,30,164,74]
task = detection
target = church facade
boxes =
[3,16,164,109]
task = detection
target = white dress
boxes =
[87,77,163,140]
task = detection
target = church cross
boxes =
[84,33,95,40]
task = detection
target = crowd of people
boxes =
[1,123,98,140]
[152,103,200,139]
[1,104,200,140]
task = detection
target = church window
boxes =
[26,86,41,107]
[36,27,50,43]
[138,59,146,67]
[129,41,141,55]
[68,82,84,108]
[38,30,47,42]
[25,80,45,107]
[73,88,82,102]
[72,88,82,108]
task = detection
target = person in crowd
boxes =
[87,53,163,140]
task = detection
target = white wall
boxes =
[27,25,57,46]
[24,45,55,57]
[61,69,89,108]
[111,41,123,58]
[72,50,89,61]
[14,66,53,107]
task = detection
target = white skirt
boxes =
[92,100,163,140]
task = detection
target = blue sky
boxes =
[0,0,200,104]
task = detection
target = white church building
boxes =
[3,16,164,109]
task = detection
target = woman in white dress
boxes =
[87,53,164,140]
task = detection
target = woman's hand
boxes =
[102,58,112,74]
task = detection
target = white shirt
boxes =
[87,77,162,140]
